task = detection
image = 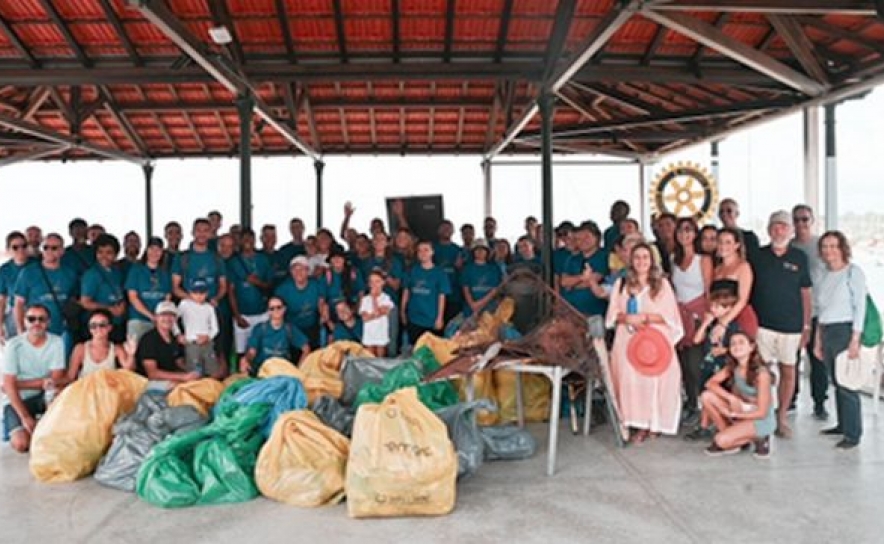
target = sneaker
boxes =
[681,409,700,428]
[820,427,843,436]
[753,437,771,459]
[684,426,713,441]
[835,438,859,450]
[813,405,830,421]
[705,442,740,457]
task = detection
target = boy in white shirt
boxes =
[359,269,394,356]
[177,279,220,378]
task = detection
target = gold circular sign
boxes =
[649,161,719,224]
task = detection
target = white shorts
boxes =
[756,327,802,366]
[234,313,269,354]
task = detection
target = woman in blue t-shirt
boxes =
[238,296,310,375]
[460,239,502,317]
[125,237,172,343]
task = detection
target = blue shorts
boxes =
[3,396,47,436]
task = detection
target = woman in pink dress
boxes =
[606,243,684,444]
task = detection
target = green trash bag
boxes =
[136,402,270,508]
[353,358,458,412]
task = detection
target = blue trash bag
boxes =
[444,313,464,338]
[499,324,523,341]
[215,376,307,437]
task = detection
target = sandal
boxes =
[629,429,649,444]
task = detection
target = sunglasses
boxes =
[26,315,48,323]
[268,305,285,311]
[10,243,26,250]
[794,217,812,223]
[43,245,61,251]
[89,322,111,330]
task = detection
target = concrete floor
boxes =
[2,394,884,544]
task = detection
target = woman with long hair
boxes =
[65,308,134,382]
[814,231,869,449]
[711,227,757,341]
[671,217,713,425]
[700,330,775,458]
[606,243,683,444]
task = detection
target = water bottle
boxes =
[626,294,638,334]
[627,295,638,315]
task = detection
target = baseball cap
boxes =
[289,255,310,269]
[768,210,791,228]
[189,278,209,292]
[471,238,490,252]
[155,301,178,316]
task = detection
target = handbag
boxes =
[677,295,707,349]
[38,263,83,337]
[834,347,877,391]
[848,265,882,347]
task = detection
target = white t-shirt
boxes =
[359,293,394,347]
[177,299,219,342]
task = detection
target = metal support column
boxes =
[143,163,155,238]
[236,94,255,229]
[538,93,554,287]
[824,103,838,230]
[482,159,492,219]
[711,140,720,182]
[315,160,325,230]
[803,106,821,215]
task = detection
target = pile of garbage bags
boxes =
[26,335,539,518]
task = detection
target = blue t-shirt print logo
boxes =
[412,279,431,296]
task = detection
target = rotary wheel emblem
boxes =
[650,162,718,224]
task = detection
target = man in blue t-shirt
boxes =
[433,220,462,322]
[171,218,228,304]
[402,240,451,343]
[60,218,95,278]
[228,228,273,356]
[0,231,31,341]
[603,201,630,250]
[274,255,327,349]
[14,233,79,340]
[559,221,609,317]
[80,234,127,342]
[275,218,307,282]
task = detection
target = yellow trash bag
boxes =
[414,333,458,365]
[346,387,457,518]
[255,411,349,507]
[30,369,147,483]
[258,357,306,380]
[167,378,224,417]
[223,372,249,388]
[494,370,551,423]
[300,341,374,403]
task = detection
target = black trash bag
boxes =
[479,426,537,461]
[339,357,404,407]
[95,392,207,492]
[312,395,355,438]
[434,400,496,479]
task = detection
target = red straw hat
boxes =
[627,327,673,376]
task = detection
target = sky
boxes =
[0,88,882,247]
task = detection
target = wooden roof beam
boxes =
[642,9,827,96]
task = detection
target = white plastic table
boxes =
[463,359,594,476]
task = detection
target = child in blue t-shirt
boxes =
[331,299,363,344]
[401,240,451,344]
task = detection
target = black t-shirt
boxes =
[750,245,811,333]
[135,328,184,376]
[742,229,760,261]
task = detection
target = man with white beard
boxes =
[750,210,812,439]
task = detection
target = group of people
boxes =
[0,198,871,458]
